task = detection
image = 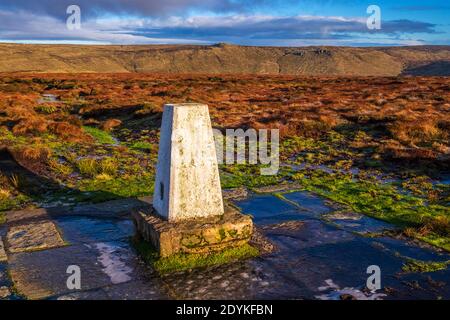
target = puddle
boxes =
[325,211,397,234]
[315,279,386,300]
[282,191,333,216]
[94,242,133,285]
[367,237,450,263]
[38,94,59,103]
[235,194,302,224]
[55,216,134,244]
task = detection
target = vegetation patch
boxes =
[82,126,116,145]
[402,258,450,273]
[291,169,450,251]
[132,237,259,274]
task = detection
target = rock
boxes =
[340,293,356,300]
[249,228,275,255]
[223,187,249,201]
[6,221,66,253]
[132,205,253,257]
[261,221,305,232]
[0,286,10,299]
[101,119,122,132]
[253,183,302,194]
[0,237,7,262]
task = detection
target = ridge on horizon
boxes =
[0,43,449,76]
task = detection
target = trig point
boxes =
[153,103,224,222]
[133,103,253,258]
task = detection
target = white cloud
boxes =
[0,9,440,46]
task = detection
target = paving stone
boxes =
[55,288,110,300]
[0,286,11,299]
[236,194,301,224]
[6,221,66,253]
[5,208,50,225]
[54,216,134,244]
[0,237,7,262]
[8,244,112,299]
[282,191,333,216]
[103,280,169,300]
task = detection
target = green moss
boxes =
[35,104,57,114]
[83,126,116,145]
[290,169,450,251]
[132,237,259,274]
[78,173,154,200]
[220,164,292,189]
[402,258,450,273]
[130,141,152,152]
[0,194,32,217]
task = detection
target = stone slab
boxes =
[0,286,11,299]
[6,221,66,253]
[0,237,6,262]
[133,205,253,257]
[8,244,113,299]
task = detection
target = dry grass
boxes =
[0,74,448,164]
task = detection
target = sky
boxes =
[0,0,449,46]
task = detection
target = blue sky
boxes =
[0,0,448,46]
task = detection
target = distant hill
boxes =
[0,43,449,76]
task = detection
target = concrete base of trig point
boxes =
[133,103,254,259]
[132,204,253,257]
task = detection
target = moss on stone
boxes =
[132,236,259,274]
[402,258,450,273]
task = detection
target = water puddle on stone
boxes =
[324,211,397,234]
[94,242,133,285]
[54,216,134,244]
[230,191,450,299]
[235,194,303,224]
[281,191,333,217]
[315,279,386,300]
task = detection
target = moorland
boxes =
[0,73,449,253]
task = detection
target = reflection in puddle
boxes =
[315,279,386,300]
[38,94,59,103]
[325,211,396,234]
[95,242,133,284]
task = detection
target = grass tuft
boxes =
[83,126,116,145]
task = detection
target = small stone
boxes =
[0,237,7,262]
[0,286,11,299]
[340,294,356,300]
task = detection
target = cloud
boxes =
[391,5,450,11]
[0,0,265,19]
[0,5,442,46]
[107,15,439,43]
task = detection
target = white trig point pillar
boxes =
[153,103,225,222]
